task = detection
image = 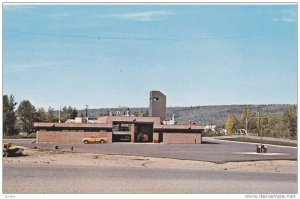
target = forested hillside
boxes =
[78,104,293,126]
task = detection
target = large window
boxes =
[113,122,131,132]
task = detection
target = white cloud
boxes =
[4,5,69,18]
[100,10,174,21]
[273,9,296,23]
[3,5,37,12]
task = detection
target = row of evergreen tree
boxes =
[3,94,78,136]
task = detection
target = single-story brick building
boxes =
[34,115,204,144]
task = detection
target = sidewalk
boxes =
[212,135,297,144]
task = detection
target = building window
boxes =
[113,123,131,131]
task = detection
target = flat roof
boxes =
[34,116,205,132]
[154,124,205,130]
[98,116,161,125]
[34,122,112,129]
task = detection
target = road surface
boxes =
[3,163,297,194]
[3,137,297,194]
[5,137,297,162]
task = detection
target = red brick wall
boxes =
[153,133,159,143]
[163,133,202,144]
[37,131,112,143]
[37,130,201,144]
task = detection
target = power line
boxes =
[4,29,294,41]
[4,29,196,41]
[5,30,99,40]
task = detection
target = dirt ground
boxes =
[3,146,297,174]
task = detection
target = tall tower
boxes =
[149,91,166,122]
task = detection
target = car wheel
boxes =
[84,140,89,144]
[100,140,105,144]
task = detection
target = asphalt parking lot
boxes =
[6,137,297,162]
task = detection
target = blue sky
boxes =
[3,4,297,109]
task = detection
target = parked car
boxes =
[82,136,109,144]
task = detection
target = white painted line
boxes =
[234,152,289,156]
[205,137,297,149]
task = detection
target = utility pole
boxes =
[59,105,61,123]
[258,112,263,148]
[245,119,249,135]
[85,105,88,118]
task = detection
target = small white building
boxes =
[204,125,217,132]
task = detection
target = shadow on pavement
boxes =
[201,141,220,144]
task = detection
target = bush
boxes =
[202,129,215,137]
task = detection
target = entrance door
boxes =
[112,122,131,142]
[134,123,153,143]
[158,133,164,143]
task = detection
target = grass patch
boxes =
[219,137,297,147]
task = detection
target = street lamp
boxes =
[246,111,267,153]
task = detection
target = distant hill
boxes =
[77,104,294,127]
[166,104,293,126]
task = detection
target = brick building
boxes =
[35,115,204,144]
[34,91,204,144]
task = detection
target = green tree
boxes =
[283,106,297,139]
[71,107,78,119]
[225,115,239,135]
[17,100,36,134]
[240,106,249,130]
[270,115,289,138]
[145,109,149,117]
[247,112,260,135]
[3,95,18,136]
[60,106,78,122]
[35,107,48,122]
[257,114,270,137]
[47,107,58,122]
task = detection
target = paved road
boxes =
[3,163,297,194]
[6,138,297,162]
